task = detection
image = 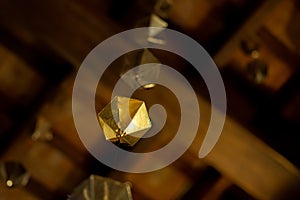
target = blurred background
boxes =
[0,0,300,199]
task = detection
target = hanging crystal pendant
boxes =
[118,1,170,90]
[98,96,151,147]
[0,161,30,188]
[68,175,133,200]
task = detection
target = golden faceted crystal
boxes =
[98,96,151,146]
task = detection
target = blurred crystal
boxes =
[135,14,168,45]
[0,161,30,188]
[240,39,260,56]
[98,96,151,147]
[32,116,53,142]
[148,14,168,43]
[122,49,161,89]
[240,36,260,59]
[154,0,174,19]
[68,175,133,200]
[246,59,268,84]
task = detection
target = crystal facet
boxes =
[0,161,30,188]
[68,175,133,200]
[98,96,151,147]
